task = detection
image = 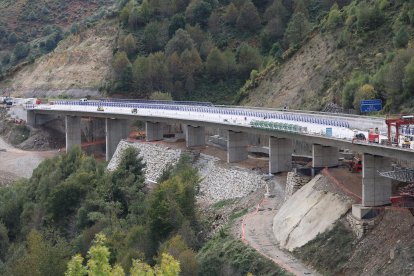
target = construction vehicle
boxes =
[97,106,104,111]
[348,156,362,173]
[368,128,380,143]
[385,115,414,147]
[352,132,366,143]
[402,136,412,148]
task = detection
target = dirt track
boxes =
[0,137,57,185]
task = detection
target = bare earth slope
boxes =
[5,20,117,97]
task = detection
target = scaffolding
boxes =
[379,168,414,183]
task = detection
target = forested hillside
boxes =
[241,0,414,113]
[108,0,346,104]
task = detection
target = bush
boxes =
[394,26,409,48]
[356,3,384,31]
[13,42,30,60]
[326,5,342,29]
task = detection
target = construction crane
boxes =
[385,115,414,146]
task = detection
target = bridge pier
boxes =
[186,125,205,147]
[227,130,248,163]
[269,137,293,174]
[362,153,392,206]
[312,144,339,168]
[66,116,81,152]
[26,110,36,126]
[106,118,129,161]
[145,122,164,141]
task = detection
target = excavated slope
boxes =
[5,20,117,97]
[273,174,353,251]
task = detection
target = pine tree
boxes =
[284,12,311,47]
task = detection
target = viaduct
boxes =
[25,99,414,219]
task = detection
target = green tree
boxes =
[236,43,261,78]
[236,1,261,32]
[8,32,17,44]
[143,21,168,52]
[326,4,342,29]
[206,47,225,78]
[10,230,70,276]
[112,51,133,91]
[169,14,186,38]
[121,34,137,57]
[403,57,414,99]
[165,29,195,56]
[185,0,213,28]
[356,2,383,31]
[66,234,180,276]
[394,26,409,49]
[0,222,9,261]
[353,84,376,111]
[66,233,125,276]
[284,12,311,47]
[224,3,238,25]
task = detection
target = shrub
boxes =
[394,26,409,49]
[326,4,342,29]
[356,3,384,31]
[13,42,30,60]
[284,12,311,48]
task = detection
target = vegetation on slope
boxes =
[0,147,283,275]
[0,147,201,274]
[241,0,414,113]
[108,0,343,104]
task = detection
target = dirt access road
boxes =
[0,137,57,185]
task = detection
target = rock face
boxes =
[195,153,266,204]
[107,140,182,182]
[284,172,311,201]
[273,174,352,251]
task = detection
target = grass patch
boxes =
[211,198,237,210]
[229,208,248,221]
[293,222,356,275]
[197,229,291,276]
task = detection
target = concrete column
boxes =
[26,110,36,126]
[186,125,205,147]
[227,130,248,163]
[66,116,81,152]
[106,118,129,161]
[269,137,293,174]
[312,144,339,168]
[145,122,164,141]
[362,153,392,206]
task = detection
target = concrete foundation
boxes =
[312,144,339,168]
[65,116,81,152]
[186,125,205,147]
[106,118,129,161]
[269,137,293,173]
[227,130,248,163]
[145,122,164,141]
[362,153,392,206]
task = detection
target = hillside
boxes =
[0,0,115,76]
[241,0,414,113]
[2,20,118,97]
